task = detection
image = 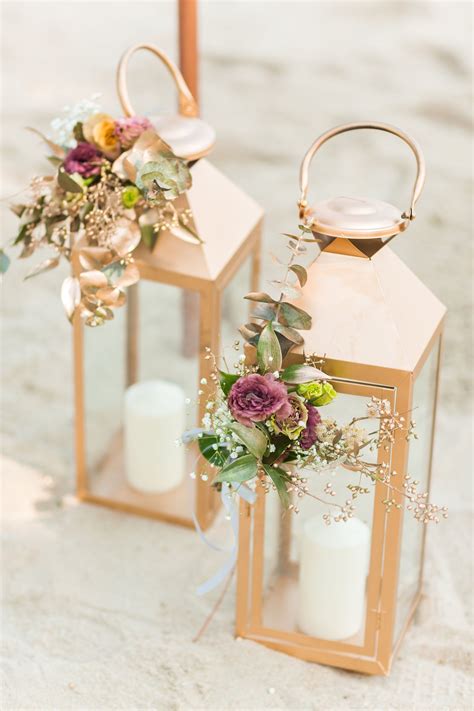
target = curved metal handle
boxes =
[116,43,199,119]
[298,122,426,221]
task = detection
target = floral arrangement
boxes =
[187,226,447,525]
[4,98,198,326]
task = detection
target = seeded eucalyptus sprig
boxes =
[240,224,317,367]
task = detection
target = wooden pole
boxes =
[179,0,201,358]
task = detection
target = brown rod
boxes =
[179,0,200,358]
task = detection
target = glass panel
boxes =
[83,281,200,521]
[220,255,252,359]
[394,340,440,642]
[258,382,393,649]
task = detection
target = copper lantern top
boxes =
[295,123,446,371]
[299,122,426,257]
[116,43,216,162]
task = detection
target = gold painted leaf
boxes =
[79,270,108,289]
[26,127,66,158]
[115,263,140,288]
[109,219,141,256]
[24,256,60,280]
[61,276,81,321]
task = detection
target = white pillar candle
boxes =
[297,517,370,640]
[124,380,185,494]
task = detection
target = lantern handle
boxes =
[298,122,426,222]
[116,43,199,119]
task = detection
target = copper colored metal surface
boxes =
[116,43,215,161]
[236,125,445,674]
[299,122,426,235]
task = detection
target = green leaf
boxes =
[199,434,228,467]
[0,249,10,274]
[230,423,268,460]
[281,363,329,384]
[73,121,85,142]
[278,302,312,330]
[13,224,28,245]
[239,322,262,345]
[263,464,290,508]
[47,156,63,168]
[257,322,282,373]
[251,303,277,322]
[140,222,156,249]
[290,264,307,287]
[273,323,304,345]
[244,292,276,304]
[219,371,240,396]
[10,204,26,218]
[57,169,84,194]
[263,435,290,465]
[102,261,125,283]
[214,454,258,484]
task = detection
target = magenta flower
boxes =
[63,142,103,178]
[114,117,153,149]
[300,404,321,450]
[228,373,291,427]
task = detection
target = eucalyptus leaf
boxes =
[263,464,290,508]
[251,302,277,322]
[230,423,268,460]
[0,249,10,274]
[290,264,308,287]
[24,256,60,280]
[270,281,302,300]
[273,323,304,345]
[213,454,258,484]
[280,363,329,384]
[102,261,125,283]
[278,302,312,330]
[244,292,276,304]
[239,322,262,344]
[257,322,282,372]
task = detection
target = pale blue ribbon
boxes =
[193,481,256,595]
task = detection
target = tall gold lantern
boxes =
[73,45,263,530]
[236,123,445,674]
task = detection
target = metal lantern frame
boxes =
[235,123,446,674]
[72,42,263,531]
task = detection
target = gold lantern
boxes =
[73,45,263,530]
[235,123,445,674]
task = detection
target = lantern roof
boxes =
[134,159,263,285]
[298,247,446,373]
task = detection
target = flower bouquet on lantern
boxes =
[4,98,199,326]
[186,226,447,526]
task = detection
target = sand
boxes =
[1,2,473,709]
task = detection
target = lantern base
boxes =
[77,429,209,528]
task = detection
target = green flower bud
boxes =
[297,381,337,406]
[122,185,140,208]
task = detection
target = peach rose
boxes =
[83,113,120,159]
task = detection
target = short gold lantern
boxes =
[235,123,445,674]
[73,45,263,530]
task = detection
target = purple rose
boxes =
[228,373,291,427]
[114,117,154,149]
[64,142,103,178]
[300,404,321,450]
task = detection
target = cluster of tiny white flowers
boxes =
[49,94,101,149]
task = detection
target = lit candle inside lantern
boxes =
[297,517,370,640]
[124,380,185,493]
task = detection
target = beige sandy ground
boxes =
[1,2,473,709]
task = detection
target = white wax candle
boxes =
[124,380,185,494]
[297,517,370,640]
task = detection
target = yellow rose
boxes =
[83,113,120,159]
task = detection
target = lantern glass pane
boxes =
[83,280,201,521]
[394,338,440,643]
[220,255,253,361]
[256,383,393,649]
